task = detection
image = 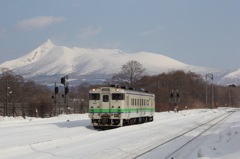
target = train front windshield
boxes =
[89,93,100,100]
[112,93,124,100]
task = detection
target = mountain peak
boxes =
[0,40,238,86]
[41,39,55,48]
[24,39,55,63]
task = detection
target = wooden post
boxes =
[13,103,15,117]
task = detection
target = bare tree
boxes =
[112,61,146,87]
[0,67,53,117]
[77,83,91,101]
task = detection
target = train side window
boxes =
[112,93,124,100]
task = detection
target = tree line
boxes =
[1,60,239,117]
[68,61,240,111]
[0,68,52,117]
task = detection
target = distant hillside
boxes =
[0,39,239,86]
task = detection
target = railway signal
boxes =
[61,75,69,96]
[176,93,180,98]
[55,86,59,95]
[51,82,59,116]
[61,77,65,85]
[65,87,69,95]
[168,89,180,113]
[61,75,69,113]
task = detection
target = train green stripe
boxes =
[89,108,155,113]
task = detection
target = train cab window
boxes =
[103,95,109,102]
[89,93,100,100]
[112,93,124,100]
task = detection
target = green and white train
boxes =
[89,85,155,129]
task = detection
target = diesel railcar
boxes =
[89,85,155,129]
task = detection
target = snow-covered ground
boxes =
[0,107,239,159]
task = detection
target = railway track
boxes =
[133,110,236,159]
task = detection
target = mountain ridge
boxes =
[0,39,239,86]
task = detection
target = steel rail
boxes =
[165,111,235,159]
[133,111,235,159]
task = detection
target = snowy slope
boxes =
[218,68,240,85]
[0,39,239,85]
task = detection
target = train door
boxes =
[149,98,152,109]
[140,98,143,117]
[102,94,110,113]
[126,95,130,119]
[149,97,153,116]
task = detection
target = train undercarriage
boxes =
[92,116,154,130]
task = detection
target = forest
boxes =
[0,61,239,117]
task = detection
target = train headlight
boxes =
[116,89,119,92]
[92,89,96,91]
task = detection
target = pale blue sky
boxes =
[0,0,239,69]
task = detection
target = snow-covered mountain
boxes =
[0,39,239,86]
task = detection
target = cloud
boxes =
[0,28,8,39]
[77,26,102,39]
[16,16,66,30]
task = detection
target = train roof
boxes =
[107,85,153,94]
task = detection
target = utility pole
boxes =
[5,80,8,117]
[206,73,214,109]
[5,80,12,116]
[206,75,207,108]
[54,82,58,116]
[228,84,236,106]
[52,82,59,116]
